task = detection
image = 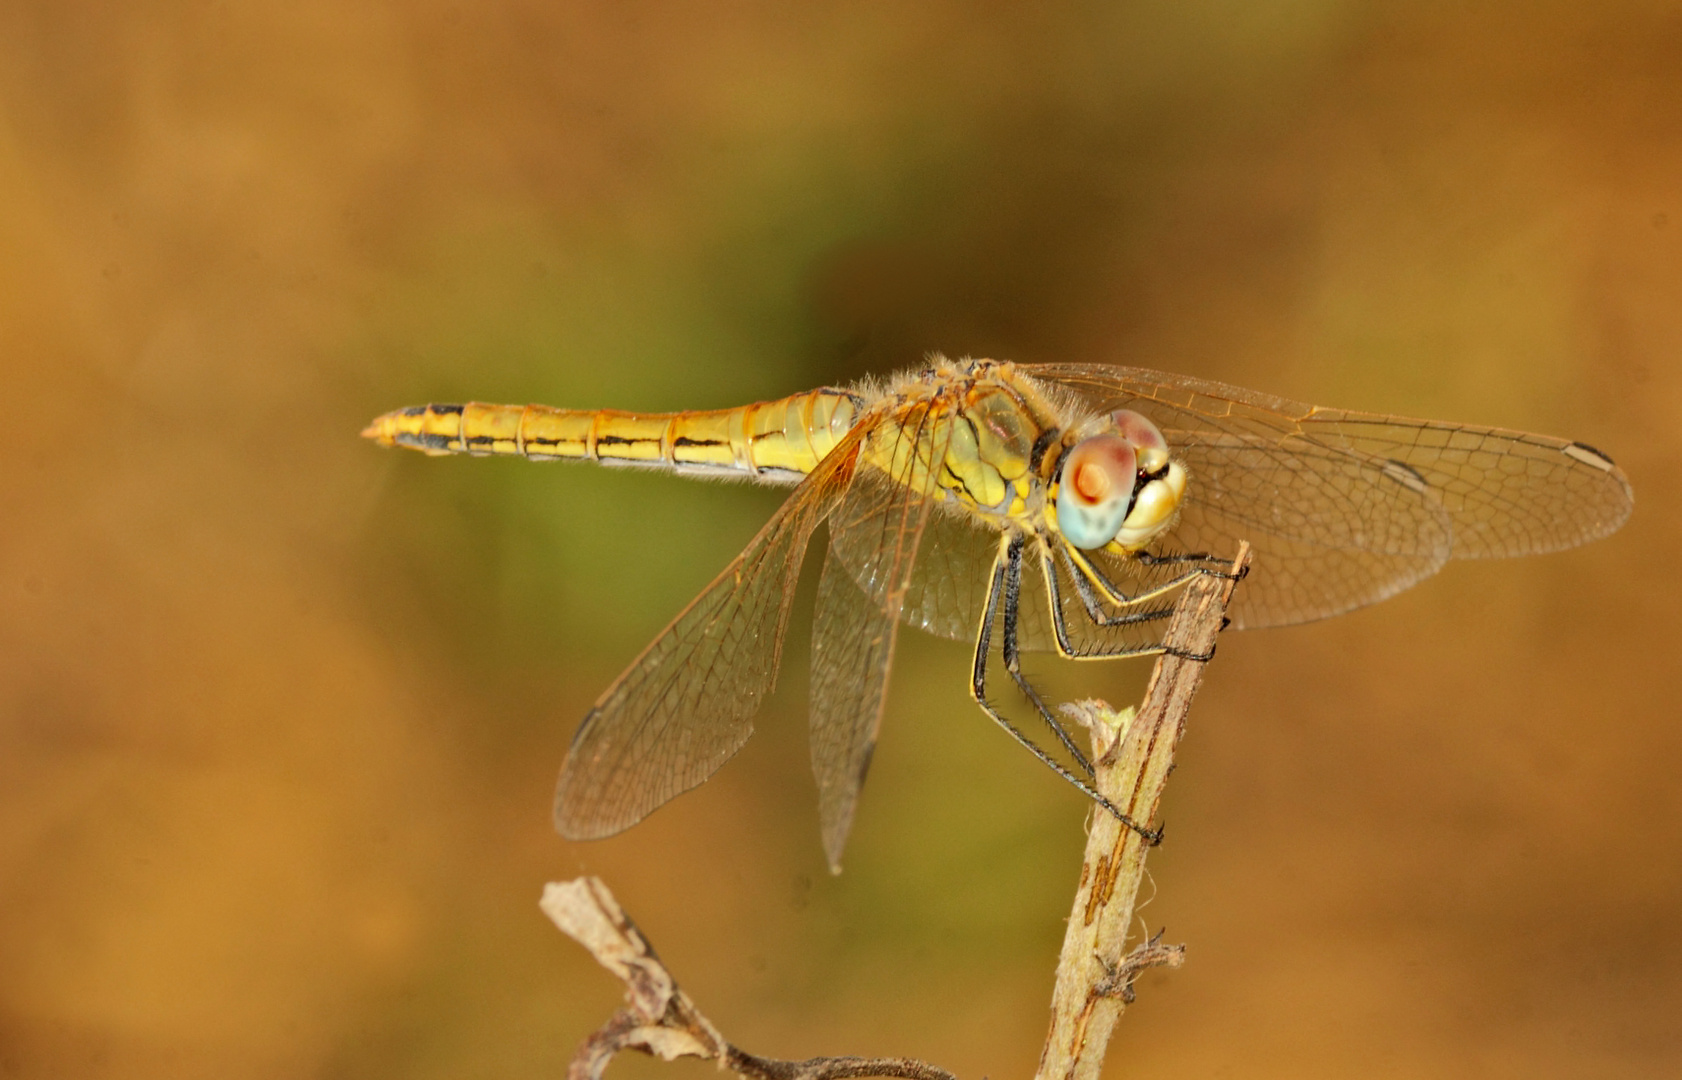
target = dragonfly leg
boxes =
[1041,550,1174,661]
[1064,543,1207,609]
[1048,547,1216,662]
[1057,544,1184,629]
[971,538,1163,845]
[1000,535,1094,777]
[1136,548,1249,582]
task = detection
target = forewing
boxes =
[1143,425,1452,627]
[554,430,862,840]
[1023,363,1633,627]
[811,404,949,871]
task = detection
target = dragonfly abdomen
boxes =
[361,388,862,482]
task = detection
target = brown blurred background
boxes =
[2,2,1678,1077]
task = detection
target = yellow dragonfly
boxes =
[364,358,1633,870]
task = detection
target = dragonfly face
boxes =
[364,357,1633,871]
[1047,408,1188,553]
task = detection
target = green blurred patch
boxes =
[347,127,968,670]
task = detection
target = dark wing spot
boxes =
[1565,441,1617,470]
[1380,458,1429,495]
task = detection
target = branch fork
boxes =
[541,877,956,1080]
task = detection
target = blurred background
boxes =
[2,2,1678,1077]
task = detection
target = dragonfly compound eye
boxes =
[1113,460,1188,550]
[1055,435,1138,549]
[1110,409,1169,474]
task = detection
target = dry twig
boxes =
[543,542,1250,1080]
[1036,542,1251,1080]
[541,878,957,1080]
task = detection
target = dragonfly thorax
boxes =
[905,373,1046,521]
[878,364,1190,555]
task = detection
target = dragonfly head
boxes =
[1051,409,1187,551]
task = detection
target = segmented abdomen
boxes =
[361,388,862,483]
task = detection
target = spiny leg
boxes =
[1136,548,1249,580]
[971,537,1162,845]
[1056,546,1178,629]
[998,535,1094,775]
[1063,542,1207,610]
[1041,548,1175,660]
[1057,544,1217,663]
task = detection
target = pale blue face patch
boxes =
[1055,434,1138,549]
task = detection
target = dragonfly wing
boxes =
[895,511,1201,656]
[554,428,863,841]
[881,507,1066,652]
[1266,407,1632,558]
[811,405,950,871]
[849,436,1439,651]
[1150,425,1453,627]
[1023,363,1633,627]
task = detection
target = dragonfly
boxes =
[363,358,1633,871]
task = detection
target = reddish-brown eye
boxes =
[1111,409,1168,473]
[1056,435,1137,548]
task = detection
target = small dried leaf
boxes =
[541,878,677,1019]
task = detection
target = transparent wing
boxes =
[888,510,1190,656]
[554,426,864,840]
[890,508,1014,643]
[811,403,950,871]
[1022,363,1634,628]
